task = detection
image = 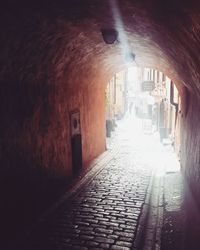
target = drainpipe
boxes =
[124,69,128,115]
[170,81,179,149]
[170,81,178,123]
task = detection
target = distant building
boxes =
[106,67,180,150]
[105,70,127,121]
[138,67,179,144]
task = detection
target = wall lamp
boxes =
[101,28,118,44]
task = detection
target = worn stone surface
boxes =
[180,93,200,249]
[15,119,153,250]
[161,172,185,250]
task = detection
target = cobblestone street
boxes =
[18,118,176,250]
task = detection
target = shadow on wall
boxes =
[0,151,69,248]
[0,81,69,247]
[184,178,200,250]
[0,66,106,248]
[181,91,200,250]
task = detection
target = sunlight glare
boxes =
[122,116,180,178]
[109,0,132,63]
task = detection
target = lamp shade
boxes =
[101,29,118,44]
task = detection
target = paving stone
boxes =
[80,235,94,240]
[78,227,95,233]
[115,231,135,238]
[100,243,111,249]
[107,234,119,240]
[94,237,115,244]
[94,233,107,238]
[97,217,110,222]
[85,241,99,247]
[91,224,107,229]
[115,240,132,247]
[119,236,133,242]
[84,219,99,224]
[111,245,131,250]
[94,228,113,234]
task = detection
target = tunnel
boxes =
[0,0,200,249]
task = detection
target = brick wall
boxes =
[0,0,200,242]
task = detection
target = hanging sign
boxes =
[142,81,155,92]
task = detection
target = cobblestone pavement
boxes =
[157,141,185,250]
[19,118,163,250]
[161,161,185,250]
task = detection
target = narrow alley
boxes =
[12,117,181,250]
[1,1,200,249]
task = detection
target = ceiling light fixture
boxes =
[101,28,118,44]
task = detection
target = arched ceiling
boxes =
[1,0,200,95]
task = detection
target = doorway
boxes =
[70,110,83,175]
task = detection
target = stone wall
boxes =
[181,90,200,201]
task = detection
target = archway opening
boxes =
[105,66,180,156]
[105,66,184,249]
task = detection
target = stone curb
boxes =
[134,171,164,250]
[133,169,154,250]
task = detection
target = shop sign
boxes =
[142,81,155,91]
